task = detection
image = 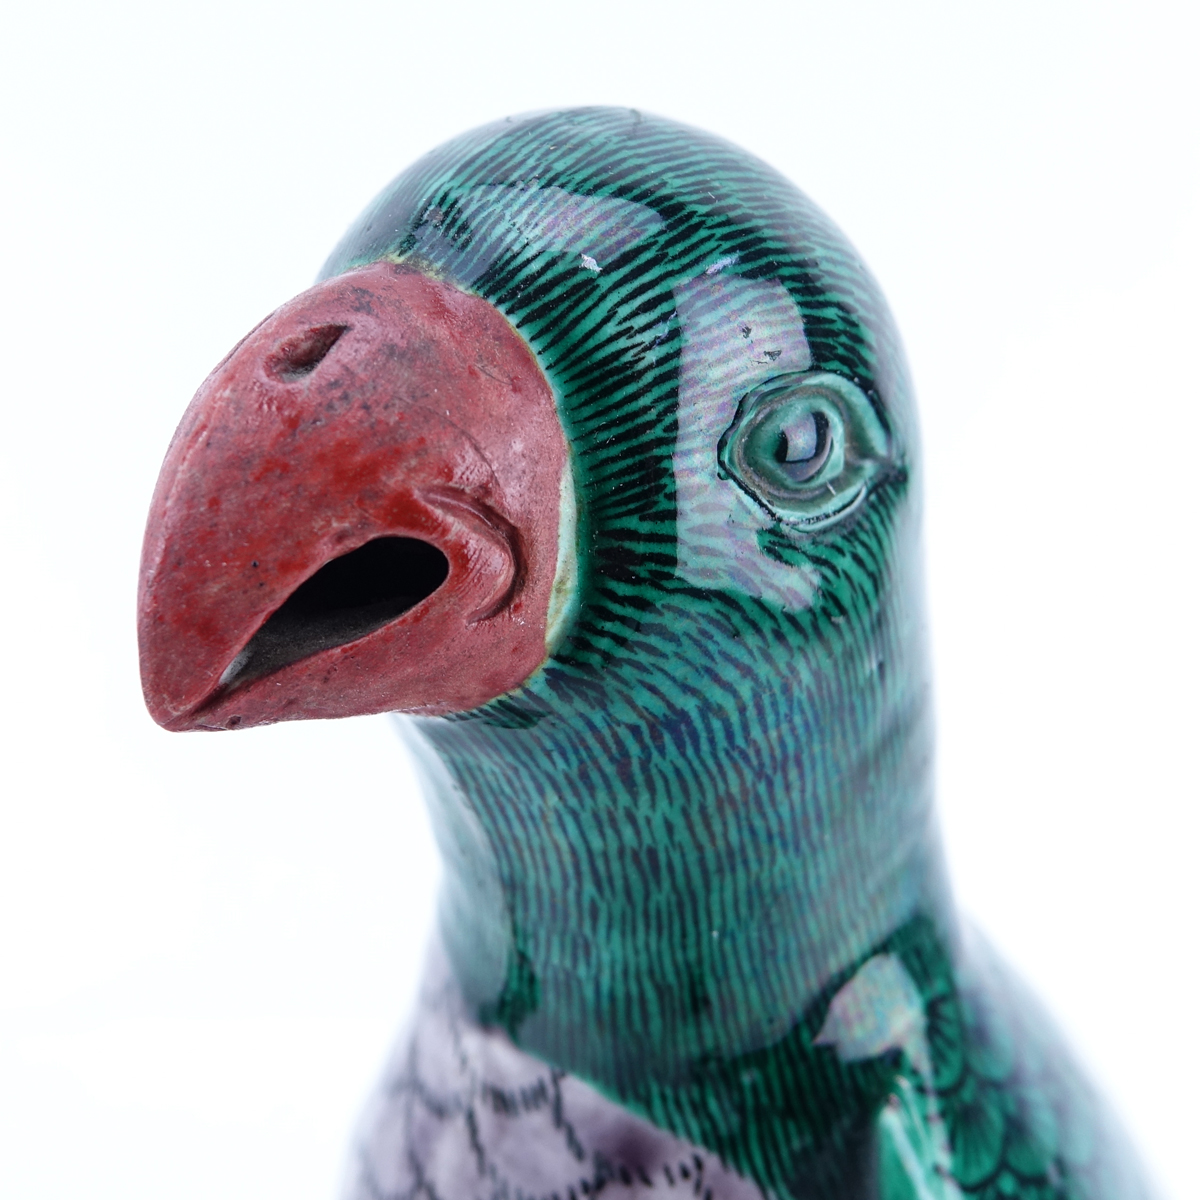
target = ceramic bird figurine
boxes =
[138,108,1155,1200]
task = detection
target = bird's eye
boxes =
[718,372,892,530]
[772,411,831,481]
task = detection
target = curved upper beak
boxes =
[138,262,567,731]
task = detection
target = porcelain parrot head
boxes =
[139,107,918,732]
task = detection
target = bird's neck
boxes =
[402,592,952,1101]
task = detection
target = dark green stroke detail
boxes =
[322,109,1152,1198]
[321,107,911,673]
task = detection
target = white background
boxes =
[1,1,1196,1196]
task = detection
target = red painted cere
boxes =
[138,262,567,731]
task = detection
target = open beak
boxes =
[138,262,566,731]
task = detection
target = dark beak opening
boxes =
[219,537,450,692]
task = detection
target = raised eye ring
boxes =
[718,372,892,530]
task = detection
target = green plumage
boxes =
[322,109,1151,1198]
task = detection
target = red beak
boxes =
[138,263,567,731]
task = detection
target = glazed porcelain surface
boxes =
[138,108,1155,1200]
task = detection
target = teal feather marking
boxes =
[323,109,1153,1198]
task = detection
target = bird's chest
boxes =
[345,944,767,1200]
[339,941,969,1200]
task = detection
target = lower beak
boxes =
[138,262,567,731]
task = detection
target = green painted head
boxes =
[317,101,944,1100]
[322,107,923,674]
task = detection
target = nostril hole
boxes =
[266,324,348,382]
